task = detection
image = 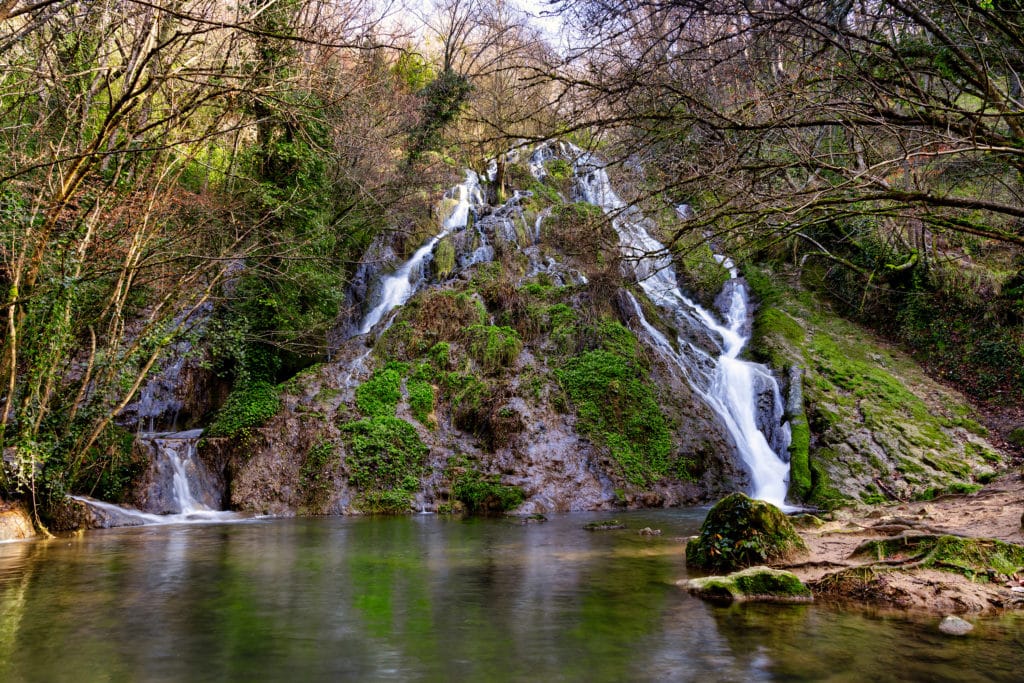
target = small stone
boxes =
[638,527,662,536]
[1010,586,1024,594]
[938,615,973,636]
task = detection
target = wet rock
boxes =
[0,503,34,541]
[938,615,974,636]
[516,513,548,524]
[686,493,807,573]
[584,520,626,531]
[638,527,662,536]
[49,496,148,531]
[684,566,812,603]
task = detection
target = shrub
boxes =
[355,362,408,417]
[206,381,281,439]
[340,416,427,494]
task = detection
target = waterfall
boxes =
[572,150,793,508]
[357,170,483,336]
[71,429,239,527]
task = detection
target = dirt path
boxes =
[782,473,1024,613]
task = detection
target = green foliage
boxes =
[206,382,281,440]
[407,379,436,428]
[408,70,473,161]
[556,348,672,486]
[392,51,435,91]
[545,158,573,181]
[355,362,409,418]
[450,467,525,514]
[685,493,807,573]
[467,324,522,374]
[340,416,427,494]
[71,425,142,504]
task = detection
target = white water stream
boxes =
[357,170,483,336]
[72,429,239,526]
[572,150,792,508]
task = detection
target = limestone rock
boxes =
[684,566,812,603]
[685,493,807,573]
[0,504,34,541]
[938,615,974,636]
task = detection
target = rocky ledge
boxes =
[779,472,1024,614]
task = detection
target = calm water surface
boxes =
[1,510,1022,682]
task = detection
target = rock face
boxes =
[686,493,807,573]
[0,502,34,541]
[748,265,1004,508]
[685,566,813,603]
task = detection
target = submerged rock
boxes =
[938,615,974,636]
[684,566,812,603]
[686,493,807,573]
[584,520,626,531]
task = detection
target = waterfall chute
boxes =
[357,170,483,336]
[571,148,793,508]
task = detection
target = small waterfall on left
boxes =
[71,430,239,527]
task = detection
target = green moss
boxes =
[300,440,337,509]
[451,468,524,514]
[687,566,812,603]
[854,534,1024,581]
[206,381,282,440]
[677,240,729,298]
[355,361,408,418]
[340,416,427,497]
[806,450,850,510]
[1008,427,1024,448]
[433,237,455,279]
[407,378,436,428]
[788,414,811,501]
[467,324,522,374]
[685,493,807,573]
[357,489,415,514]
[556,348,672,486]
[428,342,451,369]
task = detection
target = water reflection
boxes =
[0,512,1021,682]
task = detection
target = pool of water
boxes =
[1,510,1022,682]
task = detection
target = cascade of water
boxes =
[571,149,793,508]
[71,430,240,526]
[357,170,483,336]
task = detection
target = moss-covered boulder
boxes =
[685,566,813,603]
[686,493,807,573]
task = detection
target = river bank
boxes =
[778,471,1024,614]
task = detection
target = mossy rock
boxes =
[852,534,1024,580]
[685,493,807,573]
[685,566,813,603]
[1008,427,1024,448]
